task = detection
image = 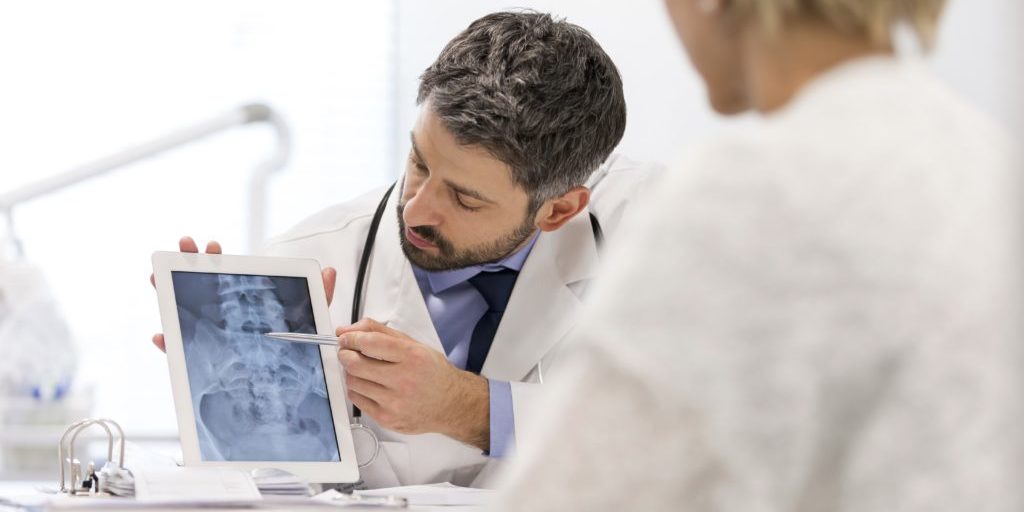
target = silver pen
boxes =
[264,332,339,346]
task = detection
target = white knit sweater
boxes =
[492,57,1023,512]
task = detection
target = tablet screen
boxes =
[170,271,341,462]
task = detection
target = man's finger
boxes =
[337,349,396,385]
[205,241,222,254]
[150,273,156,288]
[337,317,402,338]
[345,374,389,403]
[179,236,199,253]
[347,390,381,418]
[338,332,407,363]
[152,333,167,353]
[322,267,337,305]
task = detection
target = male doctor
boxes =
[153,11,658,488]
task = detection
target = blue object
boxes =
[54,376,72,400]
[466,269,519,374]
[486,379,516,457]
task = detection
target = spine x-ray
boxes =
[171,272,340,462]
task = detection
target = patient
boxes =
[492,0,1022,510]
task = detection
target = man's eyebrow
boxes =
[410,131,495,205]
[409,132,429,169]
[443,178,495,204]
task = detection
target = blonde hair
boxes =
[729,0,947,48]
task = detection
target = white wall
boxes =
[395,0,726,172]
[394,0,1022,171]
[931,0,1024,133]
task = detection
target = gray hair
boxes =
[417,11,627,211]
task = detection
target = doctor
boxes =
[153,11,659,488]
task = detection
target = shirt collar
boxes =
[414,231,540,294]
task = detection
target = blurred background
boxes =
[0,0,1020,479]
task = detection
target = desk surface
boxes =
[0,482,486,512]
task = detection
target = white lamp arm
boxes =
[0,103,291,253]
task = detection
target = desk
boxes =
[0,482,486,511]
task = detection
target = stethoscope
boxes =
[347,182,604,468]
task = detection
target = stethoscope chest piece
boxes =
[351,420,382,468]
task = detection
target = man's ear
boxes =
[534,186,590,232]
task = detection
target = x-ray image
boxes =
[171,271,340,462]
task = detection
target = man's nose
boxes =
[402,182,443,228]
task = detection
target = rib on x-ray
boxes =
[171,271,340,462]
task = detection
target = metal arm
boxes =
[0,103,291,253]
[246,105,292,252]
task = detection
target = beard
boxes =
[396,203,537,271]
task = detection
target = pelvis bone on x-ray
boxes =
[172,272,340,462]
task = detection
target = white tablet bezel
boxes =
[151,251,358,484]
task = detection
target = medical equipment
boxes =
[0,252,76,401]
[152,251,361,483]
[0,240,86,477]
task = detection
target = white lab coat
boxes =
[262,154,661,488]
[493,57,1023,511]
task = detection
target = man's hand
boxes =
[150,237,220,352]
[149,236,338,353]
[337,318,491,451]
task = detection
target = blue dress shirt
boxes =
[410,232,539,458]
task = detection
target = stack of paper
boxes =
[251,468,314,497]
[98,462,135,497]
[132,467,262,501]
[313,482,494,508]
[99,465,314,499]
[357,482,494,506]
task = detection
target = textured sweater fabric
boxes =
[493,57,1023,511]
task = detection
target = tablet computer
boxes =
[151,251,358,483]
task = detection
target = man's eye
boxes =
[409,155,428,173]
[454,194,482,212]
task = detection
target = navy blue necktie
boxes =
[465,268,519,374]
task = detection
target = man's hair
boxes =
[730,0,947,48]
[417,11,626,211]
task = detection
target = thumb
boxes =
[322,267,337,305]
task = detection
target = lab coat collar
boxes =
[363,189,599,381]
[480,209,600,381]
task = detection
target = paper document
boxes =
[356,482,494,506]
[132,467,261,501]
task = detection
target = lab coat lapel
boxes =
[358,189,443,354]
[480,210,599,381]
